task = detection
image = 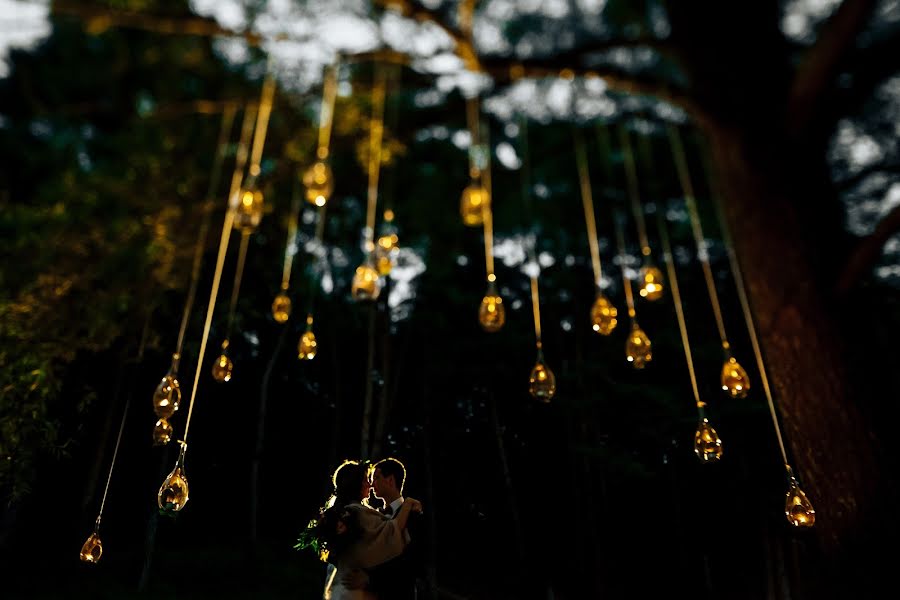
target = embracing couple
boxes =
[316,458,424,600]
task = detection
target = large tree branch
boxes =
[836,203,900,294]
[787,0,878,137]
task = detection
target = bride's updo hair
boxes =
[332,460,368,508]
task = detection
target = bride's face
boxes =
[359,475,372,500]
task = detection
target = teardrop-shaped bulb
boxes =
[785,476,816,528]
[625,324,652,369]
[460,184,490,227]
[152,418,173,446]
[152,373,181,419]
[693,417,723,463]
[590,293,618,335]
[302,161,334,207]
[271,293,292,323]
[298,330,318,361]
[352,263,381,301]
[639,265,665,301]
[529,356,557,402]
[79,531,103,564]
[211,353,233,383]
[478,290,505,332]
[158,442,189,513]
[233,187,264,232]
[721,356,751,399]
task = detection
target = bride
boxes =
[309,461,422,600]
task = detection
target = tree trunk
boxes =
[707,124,889,562]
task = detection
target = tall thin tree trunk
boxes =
[421,364,438,600]
[371,277,392,460]
[250,323,289,555]
[360,303,377,460]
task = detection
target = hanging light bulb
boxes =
[211,340,233,383]
[233,187,265,233]
[376,232,399,276]
[158,441,189,513]
[625,323,652,368]
[298,316,318,361]
[528,350,557,402]
[302,161,334,207]
[784,467,816,528]
[152,418,173,446]
[693,417,723,463]
[720,354,751,399]
[152,355,181,419]
[79,528,103,564]
[352,260,381,301]
[460,183,490,227]
[271,291,292,324]
[590,293,618,335]
[638,264,665,301]
[478,281,505,332]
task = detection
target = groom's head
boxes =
[372,458,405,502]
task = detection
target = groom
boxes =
[368,458,422,600]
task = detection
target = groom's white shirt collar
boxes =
[389,496,404,516]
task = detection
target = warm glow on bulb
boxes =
[625,324,652,368]
[721,356,750,399]
[298,330,318,361]
[478,293,505,332]
[638,265,665,301]
[152,374,181,419]
[79,532,103,564]
[590,293,618,335]
[352,263,381,301]
[152,418,173,446]
[233,188,264,232]
[303,161,334,206]
[785,477,816,528]
[158,443,189,513]
[693,418,723,463]
[272,293,292,323]
[211,353,233,382]
[529,359,557,402]
[460,184,490,227]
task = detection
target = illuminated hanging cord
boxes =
[460,96,491,227]
[212,67,277,382]
[376,62,402,276]
[151,104,237,446]
[153,102,257,516]
[303,62,338,207]
[619,124,665,301]
[656,207,723,463]
[474,103,504,332]
[298,199,327,361]
[699,141,815,527]
[351,62,387,301]
[517,115,556,401]
[271,178,302,324]
[574,126,618,335]
[614,213,652,368]
[667,124,751,400]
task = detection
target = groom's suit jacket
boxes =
[368,499,423,600]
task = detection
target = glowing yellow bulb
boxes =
[529,358,557,402]
[352,263,381,301]
[376,232,399,275]
[233,187,264,232]
[152,373,181,419]
[638,265,665,301]
[79,531,103,564]
[721,356,750,399]
[693,417,723,463]
[478,292,505,332]
[211,353,233,383]
[625,324,652,368]
[785,476,816,528]
[158,442,189,513]
[460,184,490,227]
[272,293,292,324]
[590,293,618,335]
[152,418,173,446]
[298,330,318,361]
[303,161,334,206]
